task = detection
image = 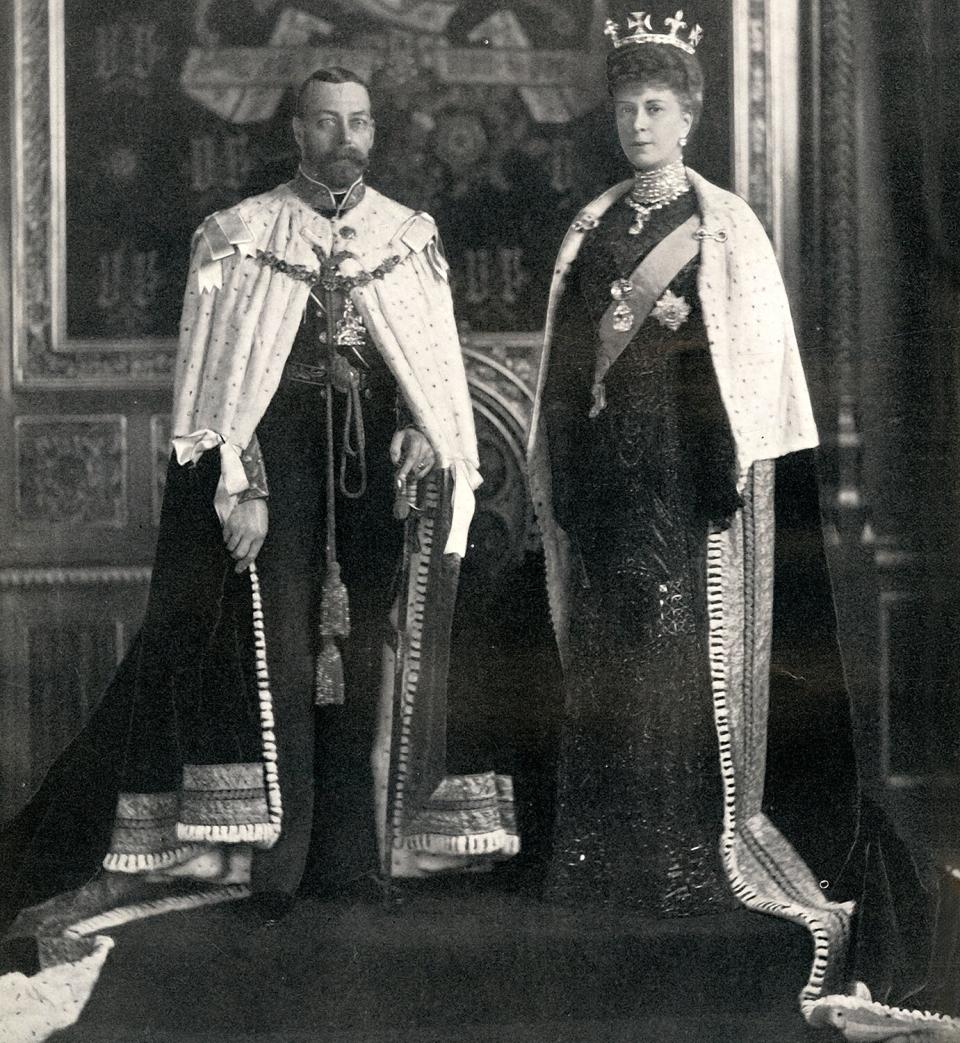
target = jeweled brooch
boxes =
[572,212,599,233]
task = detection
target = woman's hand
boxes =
[390,428,436,485]
[223,498,268,574]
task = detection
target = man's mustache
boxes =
[329,146,367,165]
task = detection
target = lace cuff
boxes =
[238,434,269,502]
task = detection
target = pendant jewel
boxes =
[612,301,635,333]
[335,296,367,347]
[626,159,691,235]
[588,380,607,418]
[627,208,650,235]
[610,277,636,331]
[610,278,634,301]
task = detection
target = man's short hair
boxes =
[295,67,369,118]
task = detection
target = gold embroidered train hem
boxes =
[402,772,519,857]
[103,762,280,868]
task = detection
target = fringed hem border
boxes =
[388,478,440,864]
[704,508,959,1039]
[706,523,845,1010]
[176,822,280,845]
[65,884,251,938]
[404,830,520,856]
[103,822,280,871]
[102,844,208,873]
[249,562,282,838]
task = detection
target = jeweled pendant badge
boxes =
[610,278,635,332]
[335,296,367,347]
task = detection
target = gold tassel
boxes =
[320,561,351,638]
[315,636,345,706]
[315,561,350,705]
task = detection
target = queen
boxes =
[525,11,960,1037]
[528,7,820,916]
[528,0,843,993]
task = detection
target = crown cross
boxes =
[604,9,703,54]
[626,12,653,32]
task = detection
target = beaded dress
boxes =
[541,175,743,915]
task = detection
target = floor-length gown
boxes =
[541,192,743,915]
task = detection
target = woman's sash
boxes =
[590,212,701,416]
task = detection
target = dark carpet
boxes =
[50,880,834,1042]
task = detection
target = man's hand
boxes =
[390,428,436,485]
[223,498,268,574]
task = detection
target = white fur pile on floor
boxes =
[0,935,113,1043]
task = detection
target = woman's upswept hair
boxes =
[606,44,705,131]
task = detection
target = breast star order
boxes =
[650,289,691,331]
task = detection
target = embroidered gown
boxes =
[541,190,743,915]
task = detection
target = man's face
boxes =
[293,81,375,189]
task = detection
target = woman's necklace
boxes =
[625,159,690,235]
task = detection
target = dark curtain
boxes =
[806,0,960,1012]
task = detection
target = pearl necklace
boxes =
[625,159,690,235]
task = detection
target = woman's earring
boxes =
[679,135,688,148]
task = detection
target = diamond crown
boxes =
[604,10,703,54]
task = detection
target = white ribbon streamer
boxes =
[444,459,481,557]
[172,429,248,524]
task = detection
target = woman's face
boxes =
[613,80,692,171]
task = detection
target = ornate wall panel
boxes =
[731,0,800,289]
[810,0,960,830]
[0,576,149,822]
[14,415,128,527]
[462,335,539,575]
[11,1,174,387]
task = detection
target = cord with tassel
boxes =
[313,278,351,706]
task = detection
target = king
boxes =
[4,67,517,966]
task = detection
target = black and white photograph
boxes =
[0,2,958,1040]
